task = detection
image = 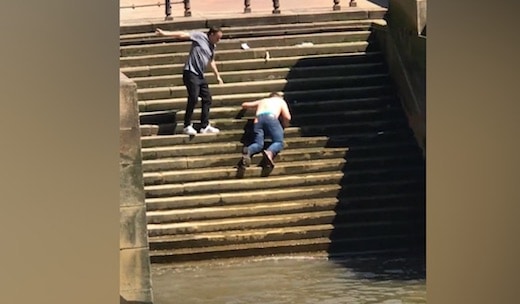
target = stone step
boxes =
[149,237,332,263]
[166,108,404,131]
[142,146,347,172]
[290,106,406,125]
[144,167,423,200]
[146,190,424,217]
[148,224,335,250]
[336,192,425,211]
[137,96,401,135]
[290,96,397,113]
[143,154,424,185]
[337,179,425,198]
[325,129,418,147]
[141,136,334,159]
[144,171,345,198]
[147,210,338,236]
[145,184,342,211]
[120,19,377,45]
[147,197,339,224]
[140,127,302,148]
[121,31,372,57]
[139,124,159,137]
[138,96,397,124]
[121,51,385,78]
[142,151,423,181]
[297,119,411,137]
[147,208,417,241]
[120,41,372,67]
[136,73,390,100]
[121,12,425,263]
[144,165,423,199]
[148,233,421,263]
[138,86,394,112]
[131,62,387,88]
[344,141,423,157]
[137,102,404,135]
[148,219,424,251]
[143,158,347,184]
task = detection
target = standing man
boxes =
[155,26,224,135]
[240,92,292,168]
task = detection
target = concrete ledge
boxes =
[120,72,153,301]
[120,74,140,129]
[120,163,146,207]
[120,205,150,249]
[119,248,154,302]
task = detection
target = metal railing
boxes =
[120,0,190,20]
[121,0,358,20]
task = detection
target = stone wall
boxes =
[120,73,154,304]
[375,0,426,154]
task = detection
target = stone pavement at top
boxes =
[120,0,388,26]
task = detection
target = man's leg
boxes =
[247,121,265,157]
[198,79,212,129]
[183,71,200,128]
[266,119,284,156]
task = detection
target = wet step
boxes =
[149,237,333,263]
[148,219,424,251]
[149,233,421,263]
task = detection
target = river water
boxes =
[151,253,426,304]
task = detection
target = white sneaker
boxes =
[183,124,197,136]
[199,124,220,134]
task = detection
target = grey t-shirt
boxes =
[184,31,215,77]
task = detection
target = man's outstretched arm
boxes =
[155,28,190,40]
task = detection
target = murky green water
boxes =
[151,254,426,304]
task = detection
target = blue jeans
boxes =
[247,113,284,156]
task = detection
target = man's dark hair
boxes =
[269,92,283,98]
[207,26,222,35]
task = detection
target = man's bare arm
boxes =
[241,99,262,108]
[155,28,190,40]
[280,100,292,128]
[210,60,224,84]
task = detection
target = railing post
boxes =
[165,0,173,20]
[349,0,357,7]
[272,0,281,14]
[333,0,341,11]
[184,0,192,17]
[244,0,251,13]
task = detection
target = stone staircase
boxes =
[120,11,426,263]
